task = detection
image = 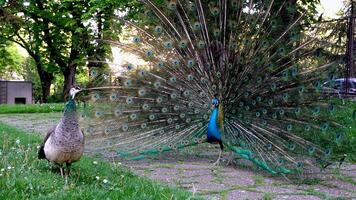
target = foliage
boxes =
[0,123,200,200]
[0,43,25,80]
[21,57,42,101]
[0,103,64,113]
[0,0,55,102]
[0,0,136,102]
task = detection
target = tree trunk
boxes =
[40,76,52,103]
[63,64,76,101]
[33,56,53,103]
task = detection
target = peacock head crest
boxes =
[212,94,220,108]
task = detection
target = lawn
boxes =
[0,122,200,200]
[0,103,64,113]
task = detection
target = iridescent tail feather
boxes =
[79,0,347,175]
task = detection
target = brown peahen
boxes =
[80,0,348,175]
[38,87,84,180]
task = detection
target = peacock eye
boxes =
[179,40,188,48]
[164,41,173,49]
[133,36,141,43]
[170,92,177,99]
[156,97,163,104]
[188,3,196,11]
[193,22,201,31]
[157,61,165,68]
[122,124,128,132]
[90,69,98,77]
[141,123,147,129]
[169,76,177,83]
[197,40,205,49]
[126,63,134,70]
[145,50,154,58]
[149,114,155,120]
[187,59,195,67]
[308,146,316,155]
[142,103,149,110]
[154,81,161,89]
[179,113,185,119]
[154,26,163,33]
[172,59,180,66]
[167,1,177,10]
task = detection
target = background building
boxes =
[0,80,33,104]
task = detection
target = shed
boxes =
[0,80,33,104]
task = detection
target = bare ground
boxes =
[1,113,355,200]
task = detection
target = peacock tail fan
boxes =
[80,0,348,175]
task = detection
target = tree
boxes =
[0,1,55,102]
[1,0,132,101]
[0,42,25,80]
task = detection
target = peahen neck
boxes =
[64,98,77,114]
[58,98,79,133]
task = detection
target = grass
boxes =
[296,98,356,162]
[0,103,64,113]
[329,99,356,162]
[0,122,201,200]
[252,175,265,186]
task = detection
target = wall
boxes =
[1,81,33,104]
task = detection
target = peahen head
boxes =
[65,86,82,113]
[70,86,82,100]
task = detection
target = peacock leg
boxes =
[213,149,222,166]
[225,151,235,166]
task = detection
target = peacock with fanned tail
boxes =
[80,0,347,175]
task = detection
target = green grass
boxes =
[329,99,356,162]
[252,175,265,186]
[296,99,356,162]
[0,103,64,113]
[0,122,201,200]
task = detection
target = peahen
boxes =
[80,0,347,175]
[38,87,84,180]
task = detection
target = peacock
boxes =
[38,87,84,181]
[79,0,348,175]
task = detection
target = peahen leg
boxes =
[65,163,72,184]
[59,167,64,178]
[66,163,72,177]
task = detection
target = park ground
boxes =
[0,112,355,200]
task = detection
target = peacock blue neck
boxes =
[207,107,221,141]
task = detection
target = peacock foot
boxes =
[212,158,221,166]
